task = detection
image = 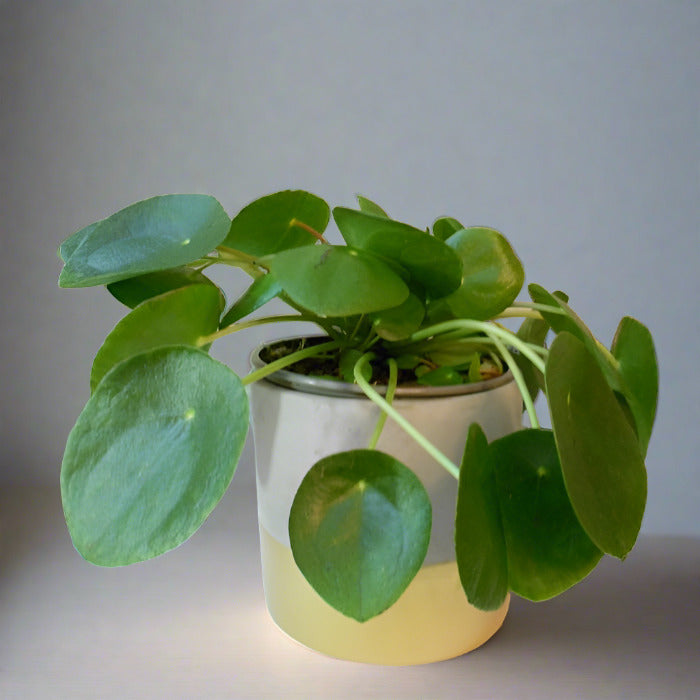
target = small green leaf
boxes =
[356,195,389,218]
[445,227,525,320]
[432,217,464,242]
[455,424,508,611]
[264,244,409,317]
[370,293,425,341]
[611,317,658,457]
[289,450,431,622]
[61,346,249,566]
[490,429,602,601]
[222,190,329,256]
[416,366,463,386]
[333,207,463,299]
[58,195,231,288]
[546,332,647,558]
[219,274,282,329]
[90,285,222,391]
[107,267,223,309]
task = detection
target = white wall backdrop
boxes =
[1,1,698,535]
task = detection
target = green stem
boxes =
[367,358,398,450]
[198,314,317,346]
[485,334,540,429]
[406,320,547,376]
[242,340,340,387]
[354,355,461,480]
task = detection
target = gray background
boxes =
[1,1,698,536]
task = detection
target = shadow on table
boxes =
[497,535,700,655]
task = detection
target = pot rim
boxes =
[249,337,516,399]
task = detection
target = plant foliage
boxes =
[58,189,658,619]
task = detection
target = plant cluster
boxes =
[58,190,657,621]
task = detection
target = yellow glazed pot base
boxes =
[260,526,510,665]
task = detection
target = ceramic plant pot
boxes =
[248,342,522,665]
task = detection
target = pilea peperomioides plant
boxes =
[58,190,657,619]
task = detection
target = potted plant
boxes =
[57,190,658,664]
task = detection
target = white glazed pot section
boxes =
[249,370,523,566]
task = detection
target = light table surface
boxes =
[1,484,698,699]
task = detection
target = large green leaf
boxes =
[222,190,329,256]
[58,195,231,288]
[61,346,249,566]
[546,332,647,558]
[333,207,462,299]
[490,429,602,601]
[90,284,222,392]
[528,284,622,392]
[289,449,431,622]
[219,274,282,329]
[264,244,409,317]
[106,266,223,309]
[444,227,525,320]
[611,316,658,457]
[455,423,508,611]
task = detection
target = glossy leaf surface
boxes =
[611,316,658,456]
[90,284,222,391]
[445,227,525,320]
[265,244,409,317]
[58,195,231,288]
[490,429,602,601]
[333,207,462,298]
[62,347,248,566]
[546,332,647,558]
[107,266,222,309]
[289,450,431,622]
[219,274,282,329]
[455,424,508,611]
[222,190,329,256]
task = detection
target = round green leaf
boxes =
[219,274,282,329]
[90,284,222,392]
[107,266,223,309]
[222,190,330,256]
[432,216,464,242]
[333,207,463,299]
[369,292,425,341]
[264,244,409,317]
[546,332,647,558]
[61,346,249,566]
[611,316,658,457]
[58,195,231,288]
[490,429,602,601]
[289,449,432,622]
[455,423,508,611]
[445,227,525,320]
